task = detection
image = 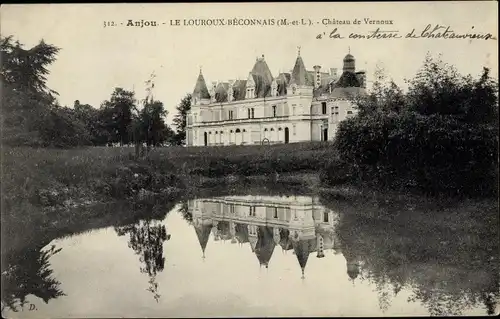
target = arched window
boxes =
[278,127,282,131]
[230,130,233,133]
[264,128,268,131]
[235,128,241,133]
[243,129,246,132]
[270,128,274,131]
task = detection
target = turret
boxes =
[343,53,356,73]
[289,46,314,89]
[192,68,211,106]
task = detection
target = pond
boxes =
[2,194,498,317]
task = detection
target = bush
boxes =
[322,56,499,198]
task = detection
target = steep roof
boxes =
[217,221,231,238]
[235,223,249,243]
[250,57,274,98]
[292,238,317,273]
[334,71,361,88]
[194,223,212,254]
[279,228,293,251]
[193,72,211,99]
[232,79,247,101]
[215,82,229,103]
[276,72,290,96]
[290,55,313,86]
[255,226,276,267]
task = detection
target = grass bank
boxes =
[1,143,332,255]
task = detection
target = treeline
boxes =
[321,54,499,197]
[1,36,192,148]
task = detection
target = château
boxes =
[186,48,366,146]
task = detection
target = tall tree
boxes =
[134,100,170,147]
[101,88,136,145]
[1,35,59,96]
[0,36,87,147]
[172,93,192,145]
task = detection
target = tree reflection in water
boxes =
[115,220,170,303]
[178,201,192,225]
[322,193,499,316]
[1,244,65,315]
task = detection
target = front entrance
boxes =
[284,127,290,144]
[322,128,328,141]
[204,132,208,146]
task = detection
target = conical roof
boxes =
[194,223,212,254]
[290,55,313,86]
[193,71,211,99]
[292,238,316,271]
[255,226,276,267]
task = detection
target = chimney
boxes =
[228,80,235,102]
[313,65,321,89]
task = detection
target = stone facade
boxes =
[186,49,366,146]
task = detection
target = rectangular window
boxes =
[229,110,234,120]
[272,105,277,117]
[274,208,278,219]
[251,108,255,119]
[322,102,327,115]
[323,212,329,223]
[248,109,251,119]
[347,111,353,115]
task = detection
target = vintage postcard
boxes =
[1,2,498,318]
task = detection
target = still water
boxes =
[3,194,499,317]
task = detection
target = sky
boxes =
[1,2,498,126]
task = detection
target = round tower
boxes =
[343,53,355,73]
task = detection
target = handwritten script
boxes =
[316,24,497,41]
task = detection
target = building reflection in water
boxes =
[187,195,357,280]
